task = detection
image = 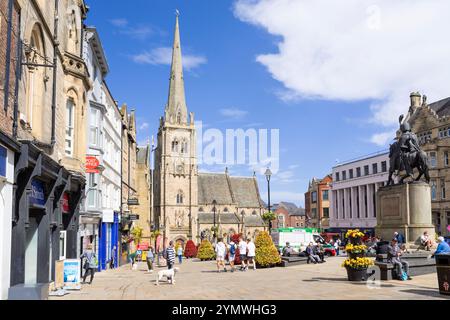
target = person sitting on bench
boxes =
[431,237,450,258]
[388,238,412,281]
[282,242,294,257]
[306,242,321,264]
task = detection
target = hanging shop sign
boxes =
[62,193,70,213]
[102,209,114,223]
[85,156,100,174]
[129,214,140,221]
[30,179,46,207]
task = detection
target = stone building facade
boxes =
[153,15,265,247]
[407,92,450,237]
[133,145,151,242]
[329,152,390,237]
[1,0,90,299]
[305,175,332,229]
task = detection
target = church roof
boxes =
[197,173,262,208]
[243,215,266,227]
[197,173,233,205]
[428,97,450,118]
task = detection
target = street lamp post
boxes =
[212,200,217,243]
[265,168,272,231]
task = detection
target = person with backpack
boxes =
[228,240,237,272]
[388,238,412,281]
[81,244,98,284]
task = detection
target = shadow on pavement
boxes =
[303,277,396,288]
[399,289,449,299]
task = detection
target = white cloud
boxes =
[131,47,207,70]
[110,18,128,27]
[234,0,450,143]
[370,130,395,147]
[219,108,249,120]
[139,122,149,131]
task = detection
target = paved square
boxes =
[51,257,449,300]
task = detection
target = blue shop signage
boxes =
[0,145,6,177]
[30,179,46,207]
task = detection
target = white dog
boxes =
[155,267,179,285]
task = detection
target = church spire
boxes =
[165,11,188,125]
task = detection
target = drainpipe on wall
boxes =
[3,0,14,113]
[50,0,59,147]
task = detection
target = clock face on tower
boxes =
[176,164,184,173]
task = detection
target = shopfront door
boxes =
[25,210,42,284]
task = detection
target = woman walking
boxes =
[81,244,98,284]
[146,246,155,273]
[177,244,183,264]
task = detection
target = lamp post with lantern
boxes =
[265,168,273,231]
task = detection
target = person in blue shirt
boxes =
[394,232,405,244]
[432,237,450,258]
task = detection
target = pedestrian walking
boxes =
[228,240,237,272]
[109,245,117,270]
[146,246,155,273]
[177,243,183,264]
[166,241,176,270]
[334,238,341,256]
[215,238,227,273]
[246,238,256,271]
[238,236,248,271]
[81,244,98,284]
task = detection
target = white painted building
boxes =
[329,151,392,235]
[0,143,14,299]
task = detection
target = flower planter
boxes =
[346,267,369,281]
[348,252,365,259]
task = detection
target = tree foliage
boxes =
[255,231,281,267]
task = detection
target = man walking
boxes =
[246,238,256,271]
[238,236,248,271]
[388,238,412,280]
[166,241,176,270]
[215,238,227,273]
[228,239,237,272]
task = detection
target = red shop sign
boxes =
[86,156,100,173]
[62,193,70,213]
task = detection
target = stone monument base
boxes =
[376,182,435,247]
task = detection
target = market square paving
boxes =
[51,257,449,300]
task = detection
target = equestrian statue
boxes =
[387,115,430,186]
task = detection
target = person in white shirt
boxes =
[246,238,256,271]
[420,231,433,251]
[215,238,227,273]
[238,236,248,271]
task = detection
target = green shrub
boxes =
[196,239,216,260]
[255,231,281,267]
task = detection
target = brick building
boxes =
[305,175,332,229]
[271,202,306,229]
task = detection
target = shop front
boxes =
[9,142,84,300]
[98,210,120,271]
[0,133,19,300]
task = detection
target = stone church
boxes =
[153,15,266,246]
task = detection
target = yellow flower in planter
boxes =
[345,229,365,239]
[342,257,374,269]
[345,244,368,253]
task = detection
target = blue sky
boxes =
[85,0,450,207]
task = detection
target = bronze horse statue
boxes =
[387,141,430,185]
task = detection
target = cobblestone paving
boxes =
[51,257,449,300]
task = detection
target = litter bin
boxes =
[435,254,450,296]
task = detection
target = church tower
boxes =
[154,13,198,246]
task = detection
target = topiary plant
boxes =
[196,239,216,261]
[231,233,242,264]
[255,231,281,267]
[184,240,198,258]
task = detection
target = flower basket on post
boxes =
[342,230,373,281]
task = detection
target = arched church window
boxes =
[172,139,179,152]
[177,112,182,124]
[198,207,204,212]
[176,190,184,204]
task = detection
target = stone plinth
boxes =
[376,182,435,246]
